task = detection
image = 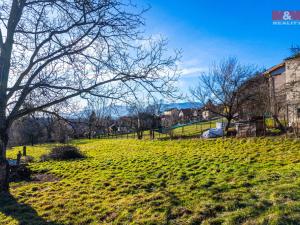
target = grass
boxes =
[104,119,223,140]
[1,138,300,224]
[172,119,222,137]
[265,118,288,129]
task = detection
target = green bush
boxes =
[41,145,85,161]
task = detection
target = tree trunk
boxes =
[0,159,9,192]
[137,131,141,140]
[225,118,232,136]
[137,130,143,140]
[31,135,34,146]
[150,130,155,140]
[272,115,286,132]
[0,129,9,192]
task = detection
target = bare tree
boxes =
[8,114,46,146]
[87,111,97,139]
[128,98,162,139]
[237,75,270,120]
[86,97,113,135]
[191,57,256,133]
[0,0,180,191]
[8,108,75,146]
[290,45,300,57]
[128,101,148,140]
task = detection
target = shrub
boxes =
[41,145,85,161]
[9,165,32,182]
[23,156,34,163]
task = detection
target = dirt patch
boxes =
[31,173,60,183]
[11,173,60,190]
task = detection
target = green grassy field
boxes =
[172,119,222,137]
[1,138,300,225]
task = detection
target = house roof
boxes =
[263,54,300,77]
[164,108,178,112]
[179,108,194,117]
[263,62,285,76]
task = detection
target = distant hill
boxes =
[111,102,202,117]
[77,102,202,118]
[160,102,202,112]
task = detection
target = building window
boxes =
[297,108,300,118]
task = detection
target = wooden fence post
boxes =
[262,116,264,136]
[23,146,27,156]
[17,151,22,166]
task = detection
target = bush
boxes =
[41,145,85,161]
[9,165,32,182]
[23,156,34,163]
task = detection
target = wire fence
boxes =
[97,118,222,140]
[96,116,300,140]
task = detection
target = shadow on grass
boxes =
[0,192,63,225]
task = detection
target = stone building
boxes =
[264,55,300,127]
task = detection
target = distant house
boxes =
[117,126,130,133]
[160,115,169,127]
[192,110,198,118]
[163,108,179,117]
[202,101,218,120]
[178,108,202,122]
[109,124,118,134]
[118,116,134,128]
[263,55,300,127]
[161,108,180,127]
[161,106,209,126]
[202,110,212,120]
[178,109,193,122]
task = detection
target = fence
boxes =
[248,116,300,137]
[97,118,222,140]
[97,116,300,140]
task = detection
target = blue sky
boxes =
[141,0,300,94]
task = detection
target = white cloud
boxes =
[181,67,206,76]
[178,59,208,77]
